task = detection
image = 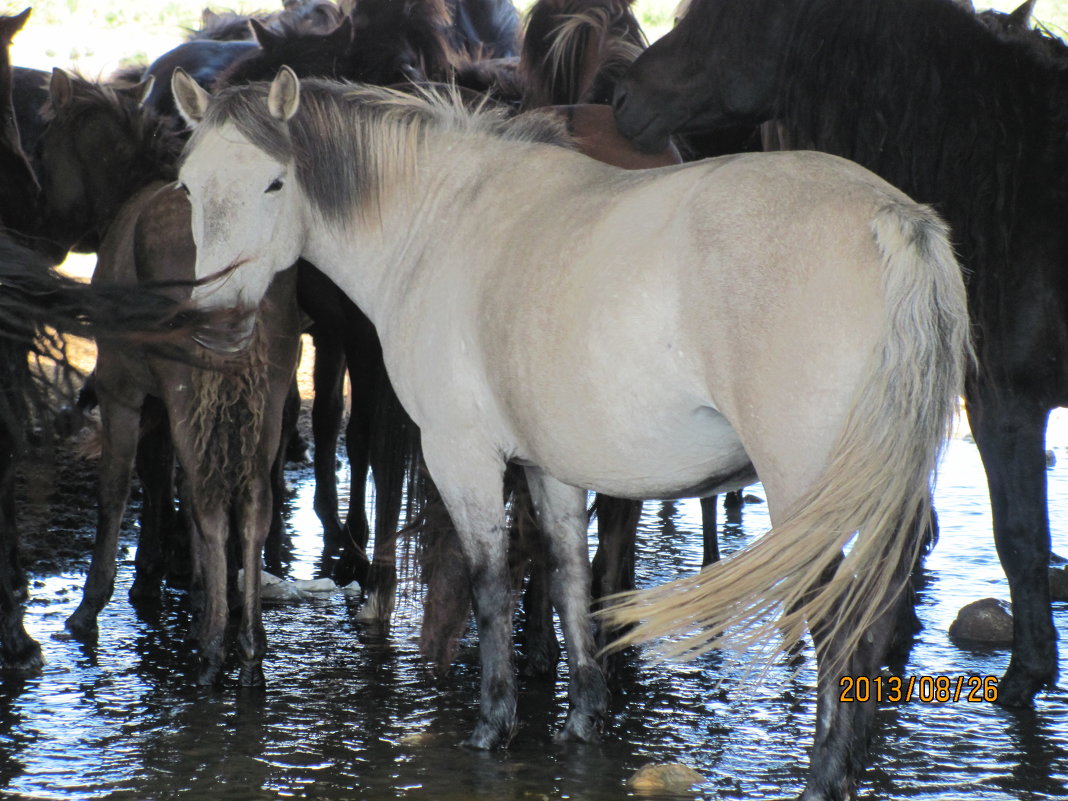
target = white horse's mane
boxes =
[186,79,573,227]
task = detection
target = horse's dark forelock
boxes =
[774,0,1068,329]
[190,79,571,226]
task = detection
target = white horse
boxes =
[171,67,969,799]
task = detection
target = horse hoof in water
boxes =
[462,718,515,750]
[196,658,227,688]
[3,640,44,673]
[553,711,603,744]
[62,609,100,643]
[239,664,266,687]
[128,577,163,605]
[994,665,1048,709]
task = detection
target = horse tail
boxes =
[604,199,972,678]
[519,0,645,109]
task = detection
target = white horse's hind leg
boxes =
[525,468,610,742]
[422,440,516,749]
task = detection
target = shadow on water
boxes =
[2,422,1068,799]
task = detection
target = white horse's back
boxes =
[464,150,902,504]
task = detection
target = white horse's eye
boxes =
[266,178,284,193]
[175,182,189,195]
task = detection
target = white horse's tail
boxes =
[604,199,972,677]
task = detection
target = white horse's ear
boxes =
[172,67,210,127]
[49,68,74,110]
[267,65,300,122]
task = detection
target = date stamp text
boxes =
[839,674,998,704]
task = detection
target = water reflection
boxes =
[1,429,1067,799]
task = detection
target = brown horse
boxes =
[70,179,301,685]
[37,70,302,685]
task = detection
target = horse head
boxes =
[173,67,304,351]
[612,0,790,152]
[37,69,165,253]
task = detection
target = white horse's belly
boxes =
[523,403,756,501]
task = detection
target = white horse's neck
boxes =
[300,130,608,332]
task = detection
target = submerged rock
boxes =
[628,763,705,793]
[949,598,1013,646]
[399,731,436,746]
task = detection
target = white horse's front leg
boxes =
[422,438,514,749]
[525,468,609,742]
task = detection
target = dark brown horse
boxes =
[613,0,1068,795]
[75,178,301,685]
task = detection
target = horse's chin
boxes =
[193,312,257,354]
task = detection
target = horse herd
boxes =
[0,0,1065,798]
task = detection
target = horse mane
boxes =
[41,74,186,182]
[776,0,1068,323]
[519,0,646,108]
[187,79,571,226]
[348,0,461,83]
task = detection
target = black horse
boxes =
[613,0,1067,795]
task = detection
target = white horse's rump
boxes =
[172,69,970,785]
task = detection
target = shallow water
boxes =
[2,414,1067,800]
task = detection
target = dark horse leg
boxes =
[282,377,307,464]
[967,391,1057,705]
[0,423,41,671]
[509,467,560,678]
[309,328,353,576]
[518,532,560,678]
[66,386,145,640]
[354,350,410,622]
[186,498,230,686]
[591,495,641,683]
[699,495,720,565]
[419,487,473,675]
[130,395,177,603]
[235,465,277,687]
[264,380,299,575]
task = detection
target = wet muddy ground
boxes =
[2,405,1067,800]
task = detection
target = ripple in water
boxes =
[2,415,1067,800]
